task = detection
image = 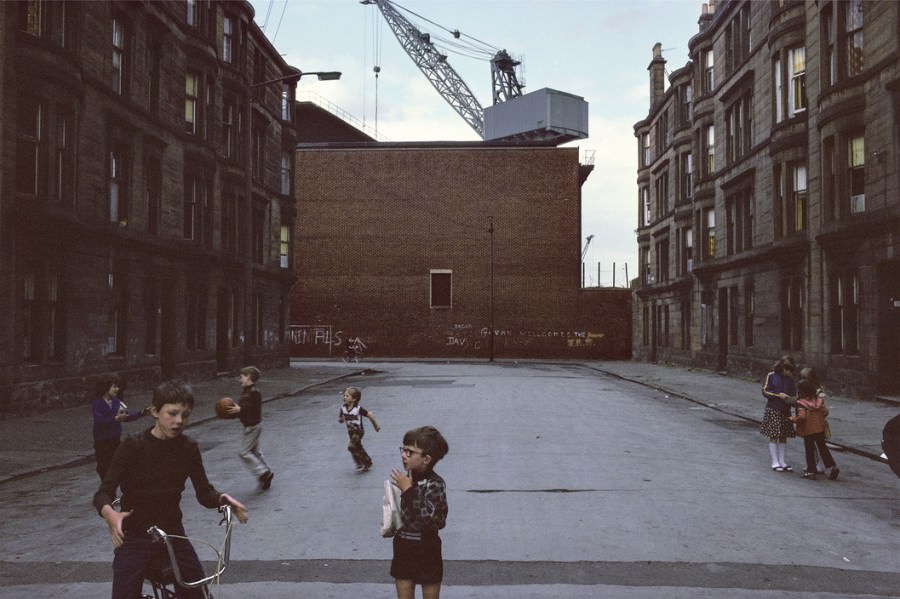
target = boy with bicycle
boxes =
[93,380,248,599]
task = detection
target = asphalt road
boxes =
[2,362,898,598]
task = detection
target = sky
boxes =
[247,0,703,287]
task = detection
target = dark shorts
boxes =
[390,532,443,584]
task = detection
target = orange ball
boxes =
[215,396,238,419]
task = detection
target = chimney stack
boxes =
[648,42,667,106]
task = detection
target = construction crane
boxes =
[361,0,524,139]
[581,235,594,261]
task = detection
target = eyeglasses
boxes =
[399,446,423,457]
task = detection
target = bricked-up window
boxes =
[252,200,266,264]
[781,276,803,351]
[144,281,158,355]
[845,0,864,77]
[146,158,161,235]
[848,134,865,213]
[680,300,691,350]
[729,286,739,346]
[112,17,126,95]
[17,100,41,195]
[22,270,36,360]
[744,283,754,347]
[831,269,860,354]
[252,292,264,345]
[147,43,161,115]
[430,270,452,308]
[222,192,238,253]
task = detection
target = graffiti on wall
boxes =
[444,324,605,349]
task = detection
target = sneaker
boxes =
[259,471,274,490]
[829,466,840,481]
[802,471,817,480]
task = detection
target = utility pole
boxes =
[489,215,495,362]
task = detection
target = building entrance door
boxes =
[877,261,900,395]
[717,287,728,371]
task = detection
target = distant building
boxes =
[634,0,900,398]
[2,1,298,414]
[291,141,631,360]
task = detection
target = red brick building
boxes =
[291,141,631,360]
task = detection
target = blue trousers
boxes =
[111,526,208,599]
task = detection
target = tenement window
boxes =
[830,268,860,354]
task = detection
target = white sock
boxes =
[776,443,787,467]
[768,442,779,468]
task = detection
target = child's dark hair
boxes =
[240,365,261,383]
[403,426,449,466]
[95,374,122,396]
[797,379,817,399]
[344,386,361,401]
[152,380,195,410]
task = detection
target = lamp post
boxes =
[242,70,341,366]
[488,215,495,362]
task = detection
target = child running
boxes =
[390,426,449,599]
[338,386,380,471]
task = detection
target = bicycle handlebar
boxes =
[146,504,234,589]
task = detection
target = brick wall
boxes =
[291,143,632,360]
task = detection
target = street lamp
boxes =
[242,69,341,366]
[488,215,495,362]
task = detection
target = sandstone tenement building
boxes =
[2,1,298,414]
[634,0,900,398]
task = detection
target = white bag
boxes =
[380,479,402,538]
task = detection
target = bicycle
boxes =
[138,504,234,599]
[342,337,366,363]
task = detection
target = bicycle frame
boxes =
[144,504,233,597]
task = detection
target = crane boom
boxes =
[363,0,524,139]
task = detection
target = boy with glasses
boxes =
[390,426,449,599]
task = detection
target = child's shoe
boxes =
[801,470,817,480]
[259,470,274,490]
[828,466,840,480]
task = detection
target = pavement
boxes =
[1,359,898,485]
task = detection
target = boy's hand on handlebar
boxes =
[220,493,248,523]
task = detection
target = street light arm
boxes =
[250,71,342,89]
